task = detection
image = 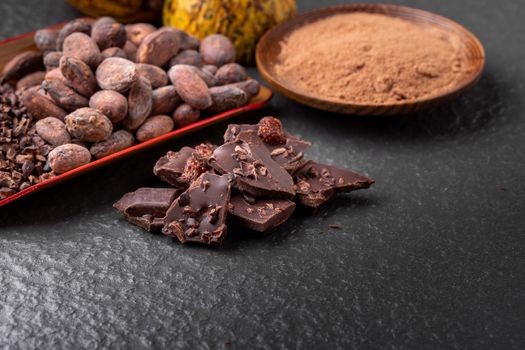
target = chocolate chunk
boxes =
[162,173,232,246]
[223,123,311,173]
[153,143,215,188]
[229,194,296,233]
[211,130,295,199]
[113,187,180,232]
[293,161,374,208]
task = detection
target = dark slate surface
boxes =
[1,0,524,349]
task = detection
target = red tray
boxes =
[0,21,273,207]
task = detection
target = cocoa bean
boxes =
[2,51,44,80]
[44,68,67,82]
[62,32,102,69]
[56,18,92,51]
[101,47,127,60]
[19,88,67,121]
[202,64,218,76]
[215,63,247,85]
[169,49,203,67]
[42,79,89,112]
[48,144,91,173]
[43,51,63,70]
[34,29,58,52]
[35,117,71,146]
[226,79,261,99]
[190,66,217,87]
[60,56,97,97]
[95,57,137,92]
[136,28,180,67]
[207,86,248,113]
[173,104,200,127]
[136,115,174,142]
[151,86,181,115]
[91,17,127,50]
[123,41,138,62]
[89,90,128,123]
[135,63,168,88]
[124,76,152,130]
[179,32,200,51]
[200,34,235,67]
[125,23,156,46]
[90,130,135,159]
[168,65,212,109]
[64,107,113,142]
[16,71,46,91]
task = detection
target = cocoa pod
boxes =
[43,51,63,70]
[215,63,247,85]
[207,86,248,113]
[173,104,200,127]
[124,76,152,130]
[123,41,138,62]
[42,79,89,112]
[135,63,168,88]
[136,115,174,142]
[60,56,97,97]
[65,107,113,142]
[226,79,260,99]
[89,90,128,123]
[2,51,44,81]
[48,144,91,173]
[56,18,92,51]
[169,49,203,67]
[101,47,127,60]
[151,85,181,115]
[34,29,58,52]
[125,23,156,46]
[168,65,212,109]
[136,28,180,67]
[35,117,71,146]
[16,71,46,91]
[19,88,67,121]
[45,68,67,82]
[62,32,102,69]
[90,130,135,159]
[200,34,235,67]
[91,17,126,51]
[96,57,137,92]
[202,64,218,76]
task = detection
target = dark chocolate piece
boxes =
[162,172,232,246]
[229,194,296,233]
[293,161,374,208]
[113,187,180,232]
[153,143,215,188]
[211,130,295,199]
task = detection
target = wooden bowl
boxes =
[256,4,485,115]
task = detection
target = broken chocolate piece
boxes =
[229,194,296,233]
[162,172,232,246]
[114,187,180,232]
[293,161,374,208]
[211,130,295,199]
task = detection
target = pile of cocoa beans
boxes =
[2,17,260,174]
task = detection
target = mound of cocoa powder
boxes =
[275,13,471,104]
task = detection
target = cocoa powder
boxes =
[275,13,470,104]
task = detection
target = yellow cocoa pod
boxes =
[65,0,163,23]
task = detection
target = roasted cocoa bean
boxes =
[91,17,127,50]
[60,56,97,97]
[151,85,181,115]
[173,104,200,127]
[43,51,63,70]
[202,64,218,75]
[170,49,203,67]
[226,79,261,99]
[136,115,174,142]
[207,86,248,113]
[191,66,217,87]
[200,34,235,67]
[42,79,89,112]
[96,57,137,92]
[168,65,212,109]
[47,143,91,173]
[34,29,58,52]
[135,63,168,88]
[124,76,152,130]
[35,117,71,146]
[125,23,156,46]
[123,41,138,62]
[2,51,44,81]
[136,28,180,67]
[65,107,113,142]
[90,130,135,158]
[16,71,46,91]
[19,88,67,121]
[101,47,127,60]
[56,18,92,51]
[215,63,247,85]
[44,67,67,82]
[179,32,200,51]
[89,90,128,123]
[62,32,102,69]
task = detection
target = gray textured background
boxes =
[1,0,524,349]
